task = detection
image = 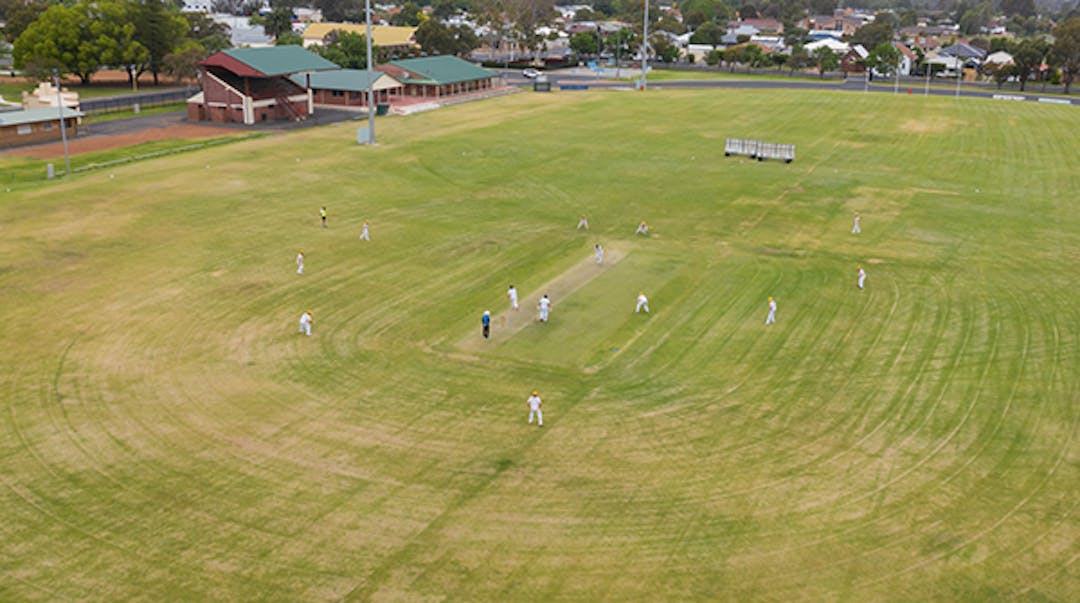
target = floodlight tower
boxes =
[639,0,649,90]
[365,0,376,144]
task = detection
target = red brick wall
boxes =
[0,118,78,149]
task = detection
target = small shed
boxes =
[0,107,83,149]
[289,69,404,107]
[378,56,497,99]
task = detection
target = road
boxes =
[497,68,1077,106]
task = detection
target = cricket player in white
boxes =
[296,250,304,274]
[507,285,519,311]
[527,391,543,427]
[577,214,589,230]
[635,221,650,235]
[765,297,777,325]
[852,212,861,234]
[538,295,551,322]
[359,221,370,241]
[299,310,313,336]
[857,266,867,289]
[595,244,603,265]
[635,291,650,313]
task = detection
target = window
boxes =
[17,124,32,135]
[43,122,53,131]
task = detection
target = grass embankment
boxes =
[0,89,1077,601]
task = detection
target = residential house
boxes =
[840,44,869,73]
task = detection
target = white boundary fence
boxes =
[725,138,795,163]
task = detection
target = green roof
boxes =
[0,106,84,127]
[289,69,395,92]
[389,56,495,85]
[223,46,340,77]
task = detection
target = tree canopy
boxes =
[1052,17,1080,94]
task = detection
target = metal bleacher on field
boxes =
[724,138,795,163]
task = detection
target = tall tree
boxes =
[1051,17,1080,94]
[316,31,370,68]
[1008,37,1049,91]
[689,21,725,47]
[263,7,294,39]
[849,21,894,50]
[815,46,839,78]
[390,2,424,26]
[867,41,901,76]
[506,0,555,62]
[808,0,836,16]
[0,0,49,43]
[132,0,190,85]
[1001,0,1036,18]
[13,0,149,84]
[162,42,208,83]
[569,31,598,57]
[183,12,232,54]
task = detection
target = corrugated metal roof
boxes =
[289,69,403,92]
[302,24,418,47]
[0,106,84,127]
[389,56,495,85]
[221,46,340,77]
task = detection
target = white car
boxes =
[522,68,542,79]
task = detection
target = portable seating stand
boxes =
[724,138,796,163]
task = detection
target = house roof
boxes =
[940,42,986,59]
[0,106,84,127]
[893,42,917,60]
[984,50,1014,65]
[302,23,418,47]
[387,56,495,85]
[289,69,404,92]
[203,46,339,78]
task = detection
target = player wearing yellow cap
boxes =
[298,309,313,336]
[577,214,590,230]
[526,391,543,427]
[635,291,650,314]
[765,297,777,325]
[359,221,370,241]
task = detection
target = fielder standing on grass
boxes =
[527,390,543,427]
[296,249,305,275]
[538,294,551,323]
[507,285,519,311]
[482,310,491,339]
[595,243,604,265]
[635,291,650,314]
[857,265,867,289]
[299,309,313,336]
[636,221,650,235]
[359,221,370,241]
[852,212,861,234]
[320,206,327,228]
[577,214,590,230]
[765,297,777,325]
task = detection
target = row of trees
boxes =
[5,0,230,84]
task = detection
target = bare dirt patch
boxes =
[900,117,959,135]
[4,124,231,159]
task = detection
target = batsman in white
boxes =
[298,309,313,336]
[296,249,305,274]
[852,212,861,234]
[857,265,867,289]
[359,221,371,241]
[538,294,551,323]
[595,243,604,265]
[527,391,543,427]
[765,297,777,325]
[507,285,519,311]
[635,291,650,313]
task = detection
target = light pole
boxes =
[925,61,931,96]
[52,69,71,176]
[364,0,375,145]
[955,56,962,97]
[639,0,649,90]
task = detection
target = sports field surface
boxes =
[0,89,1077,601]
